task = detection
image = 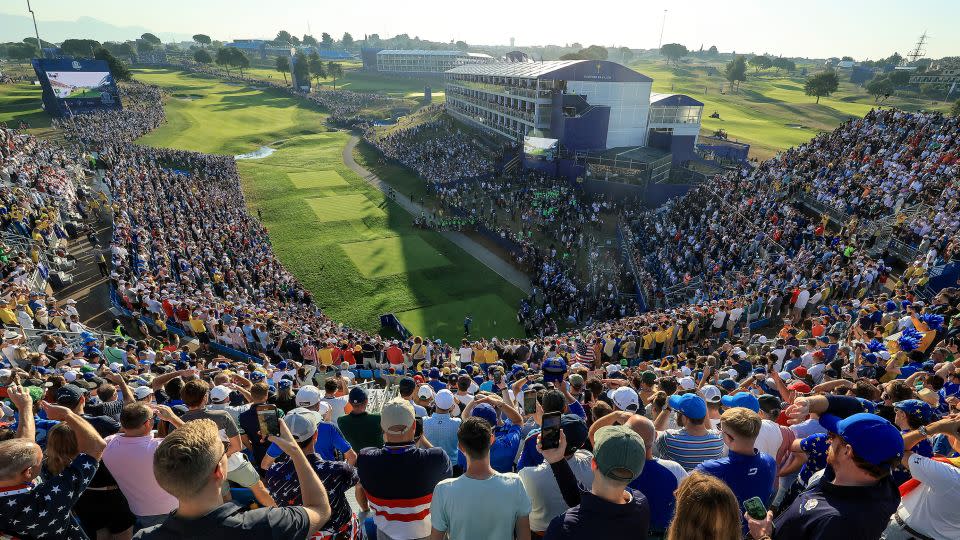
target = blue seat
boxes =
[358,369,373,379]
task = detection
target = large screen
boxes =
[32,58,122,118]
[523,136,559,162]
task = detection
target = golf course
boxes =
[127,68,526,342]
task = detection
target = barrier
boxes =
[379,313,411,340]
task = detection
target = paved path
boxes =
[342,135,532,295]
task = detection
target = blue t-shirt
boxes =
[266,421,351,461]
[696,449,776,532]
[628,459,683,532]
[457,422,522,473]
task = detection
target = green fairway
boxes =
[132,67,326,155]
[0,82,51,129]
[127,68,524,341]
[628,58,948,158]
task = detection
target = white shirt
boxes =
[321,394,349,422]
[458,347,473,364]
[755,419,784,460]
[899,453,960,539]
[518,450,595,532]
[794,289,810,309]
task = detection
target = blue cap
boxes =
[857,398,877,414]
[720,392,760,412]
[472,403,499,427]
[668,393,707,420]
[719,379,737,392]
[429,367,440,379]
[542,357,567,383]
[249,371,265,381]
[277,361,288,370]
[472,375,483,386]
[218,362,229,370]
[752,367,767,375]
[819,413,904,466]
[894,399,933,423]
[349,386,368,404]
[278,379,292,389]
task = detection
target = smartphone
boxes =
[540,412,562,450]
[523,391,537,415]
[256,404,281,438]
[743,496,767,520]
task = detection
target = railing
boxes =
[794,192,851,225]
[23,327,112,353]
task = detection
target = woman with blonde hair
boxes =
[667,471,742,540]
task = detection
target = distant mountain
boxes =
[0,14,192,44]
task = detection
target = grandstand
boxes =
[364,49,495,74]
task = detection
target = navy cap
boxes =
[894,399,933,423]
[720,392,760,413]
[349,386,368,404]
[819,413,904,466]
[277,361,288,370]
[719,379,737,392]
[560,414,589,450]
[278,379,292,389]
[472,403,499,427]
[668,393,707,420]
[55,384,86,408]
[857,398,877,414]
[542,357,567,383]
[429,367,441,379]
[249,371,265,381]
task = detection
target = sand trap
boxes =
[784,123,808,129]
[172,93,203,100]
[235,146,276,160]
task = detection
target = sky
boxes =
[2,0,958,60]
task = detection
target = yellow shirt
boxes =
[188,318,206,333]
[317,347,333,366]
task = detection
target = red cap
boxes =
[788,381,811,393]
[792,366,808,378]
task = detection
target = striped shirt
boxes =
[653,428,725,471]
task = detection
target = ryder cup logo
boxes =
[72,61,82,70]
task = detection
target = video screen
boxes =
[45,71,114,99]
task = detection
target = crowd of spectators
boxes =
[1,70,960,540]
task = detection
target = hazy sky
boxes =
[3,0,958,60]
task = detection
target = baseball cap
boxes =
[209,385,231,403]
[611,387,641,412]
[668,393,707,420]
[893,399,933,423]
[55,384,86,408]
[133,386,154,400]
[283,408,323,442]
[678,376,696,391]
[398,377,417,396]
[787,381,811,393]
[417,385,435,400]
[792,366,808,378]
[758,395,782,414]
[472,403,499,427]
[593,425,646,482]
[640,371,657,385]
[699,385,722,404]
[381,397,416,434]
[719,379,737,392]
[542,357,567,383]
[720,392,760,413]
[560,414,589,451]
[819,413,904,466]
[348,386,368,405]
[568,374,584,388]
[296,385,322,407]
[434,389,455,410]
[917,388,939,408]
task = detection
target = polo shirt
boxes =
[628,458,687,533]
[265,421,351,461]
[772,467,900,540]
[134,502,309,539]
[102,434,178,517]
[422,412,461,462]
[337,412,384,452]
[356,443,452,540]
[265,454,358,535]
[518,451,594,533]
[457,422,522,473]
[696,449,776,531]
[543,488,650,540]
[653,428,725,471]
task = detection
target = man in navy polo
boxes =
[746,394,904,540]
[697,406,776,533]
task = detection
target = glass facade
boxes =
[648,105,702,125]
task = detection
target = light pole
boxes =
[658,9,668,50]
[26,0,43,58]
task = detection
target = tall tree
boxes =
[93,47,131,81]
[135,39,155,53]
[233,48,249,76]
[659,43,688,65]
[275,55,290,84]
[724,55,747,92]
[6,42,37,62]
[308,51,326,87]
[320,32,334,49]
[326,61,343,89]
[60,39,102,58]
[215,47,234,74]
[302,34,318,46]
[579,45,608,60]
[866,76,894,102]
[804,71,839,103]
[771,57,795,73]
[103,41,135,58]
[140,33,161,45]
[292,52,309,88]
[619,47,634,63]
[341,32,354,49]
[194,48,213,64]
[192,34,211,47]
[748,55,772,72]
[707,45,719,57]
[275,30,293,45]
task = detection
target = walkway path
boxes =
[342,135,532,295]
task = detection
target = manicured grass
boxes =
[287,169,349,189]
[394,293,520,341]
[306,193,386,222]
[341,235,451,278]
[628,58,948,158]
[0,82,51,129]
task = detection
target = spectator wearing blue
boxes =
[747,394,904,540]
[889,399,934,485]
[262,386,355,469]
[653,393,724,471]
[516,390,567,470]
[696,406,776,533]
[722,392,784,460]
[423,389,462,471]
[427,368,446,393]
[459,394,523,473]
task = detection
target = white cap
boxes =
[296,385,322,407]
[467,381,479,394]
[755,335,768,344]
[680,366,692,377]
[284,408,323,442]
[726,369,739,380]
[679,376,696,391]
[434,389,455,410]
[134,386,154,400]
[778,371,793,381]
[0,368,11,379]
[417,385,434,400]
[209,385,231,403]
[699,385,722,403]
[64,370,78,382]
[605,364,621,375]
[611,386,640,412]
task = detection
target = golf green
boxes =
[341,235,451,278]
[306,194,386,223]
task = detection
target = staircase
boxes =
[867,202,929,261]
[502,154,521,177]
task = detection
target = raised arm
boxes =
[40,401,106,459]
[8,385,35,442]
[268,418,331,536]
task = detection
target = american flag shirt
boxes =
[265,454,358,535]
[0,453,98,540]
